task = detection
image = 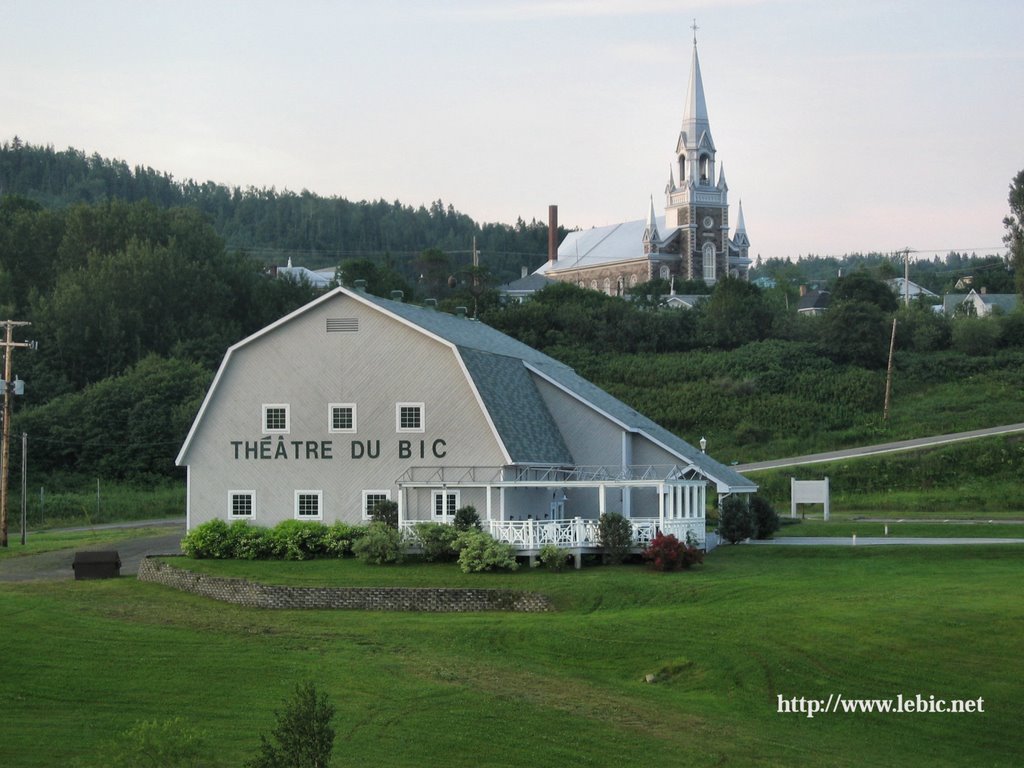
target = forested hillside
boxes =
[0,138,556,281]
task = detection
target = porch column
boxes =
[621,431,633,517]
[485,485,493,522]
[658,483,665,531]
[675,485,683,520]
[684,484,692,519]
[700,483,707,518]
[599,485,607,516]
[499,487,506,521]
[397,487,405,527]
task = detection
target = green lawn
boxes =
[2,546,1022,767]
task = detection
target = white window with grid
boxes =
[229,490,255,519]
[362,490,391,520]
[328,403,356,433]
[294,490,323,520]
[396,403,424,433]
[262,404,290,434]
[432,490,460,521]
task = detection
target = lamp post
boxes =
[699,436,707,453]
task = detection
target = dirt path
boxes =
[0,528,184,582]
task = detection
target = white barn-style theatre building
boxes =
[176,285,756,557]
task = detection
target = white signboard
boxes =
[791,478,830,521]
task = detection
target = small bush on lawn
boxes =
[643,533,703,571]
[538,543,570,572]
[453,505,482,531]
[415,522,460,562]
[103,717,217,768]
[181,519,231,558]
[269,520,329,560]
[353,522,405,565]
[598,512,634,564]
[370,500,399,528]
[228,521,274,560]
[323,522,364,557]
[750,495,781,539]
[246,681,335,768]
[455,530,519,573]
[719,496,755,544]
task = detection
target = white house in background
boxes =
[942,290,1020,316]
[176,285,756,557]
[271,257,335,288]
[886,278,938,302]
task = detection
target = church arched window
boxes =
[603,278,612,295]
[590,279,598,291]
[660,265,671,280]
[679,154,686,182]
[703,242,716,282]
[699,155,710,184]
[629,274,638,288]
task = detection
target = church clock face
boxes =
[702,215,714,229]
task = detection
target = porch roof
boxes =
[396,464,707,489]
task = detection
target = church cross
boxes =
[691,19,699,44]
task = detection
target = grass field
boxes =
[2,545,1022,767]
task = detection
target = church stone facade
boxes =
[539,38,751,294]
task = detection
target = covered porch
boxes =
[395,464,709,566]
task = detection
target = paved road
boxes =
[0,525,185,582]
[734,422,1024,473]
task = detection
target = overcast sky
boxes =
[3,0,1022,262]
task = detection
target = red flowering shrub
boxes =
[642,533,704,571]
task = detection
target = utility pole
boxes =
[903,247,912,306]
[883,317,898,422]
[1,320,35,548]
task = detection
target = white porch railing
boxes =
[399,517,705,551]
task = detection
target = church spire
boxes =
[681,37,713,151]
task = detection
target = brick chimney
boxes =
[548,205,558,266]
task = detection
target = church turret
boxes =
[643,196,660,254]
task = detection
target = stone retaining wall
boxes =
[137,557,553,612]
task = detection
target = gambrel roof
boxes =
[178,286,757,493]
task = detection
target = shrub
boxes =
[453,505,482,531]
[323,522,363,557]
[455,530,519,573]
[598,512,634,564]
[370,499,399,528]
[538,543,570,572]
[269,520,329,560]
[246,681,335,768]
[643,532,703,571]
[415,522,460,562]
[750,495,781,539]
[103,717,215,768]
[181,519,231,559]
[352,522,404,565]
[227,521,274,560]
[718,496,755,544]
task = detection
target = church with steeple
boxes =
[537,32,751,294]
